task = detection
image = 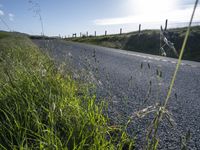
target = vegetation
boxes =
[0,32,134,150]
[69,26,200,62]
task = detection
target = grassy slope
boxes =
[70,26,200,62]
[0,32,134,150]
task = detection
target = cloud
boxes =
[8,13,14,21]
[0,4,3,8]
[0,10,4,16]
[94,5,200,26]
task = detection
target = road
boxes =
[34,39,200,150]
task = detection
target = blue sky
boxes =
[0,0,199,36]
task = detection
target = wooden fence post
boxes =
[72,33,77,38]
[139,24,141,35]
[120,28,122,35]
[164,19,168,31]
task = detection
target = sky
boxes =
[0,0,199,36]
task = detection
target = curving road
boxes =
[34,39,200,150]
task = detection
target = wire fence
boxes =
[67,21,200,38]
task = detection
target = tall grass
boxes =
[0,33,134,149]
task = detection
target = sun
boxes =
[128,0,178,15]
[124,0,179,23]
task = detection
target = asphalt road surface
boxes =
[34,39,200,150]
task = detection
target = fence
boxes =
[68,19,170,39]
[66,19,184,58]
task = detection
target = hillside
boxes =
[69,26,200,62]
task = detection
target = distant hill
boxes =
[69,26,200,62]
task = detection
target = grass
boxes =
[68,26,200,62]
[0,31,10,39]
[0,32,134,149]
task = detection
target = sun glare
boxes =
[124,0,179,23]
[129,0,178,15]
[138,0,176,14]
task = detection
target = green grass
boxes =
[0,31,10,39]
[0,32,134,150]
[69,26,200,62]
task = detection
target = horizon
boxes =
[1,22,200,37]
[0,0,200,36]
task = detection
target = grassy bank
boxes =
[69,26,200,62]
[0,32,134,149]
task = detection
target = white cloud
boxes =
[8,13,14,21]
[0,10,4,16]
[94,6,200,26]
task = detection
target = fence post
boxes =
[164,19,168,31]
[105,30,107,36]
[120,28,122,35]
[139,24,141,36]
[94,31,96,37]
[72,33,76,38]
